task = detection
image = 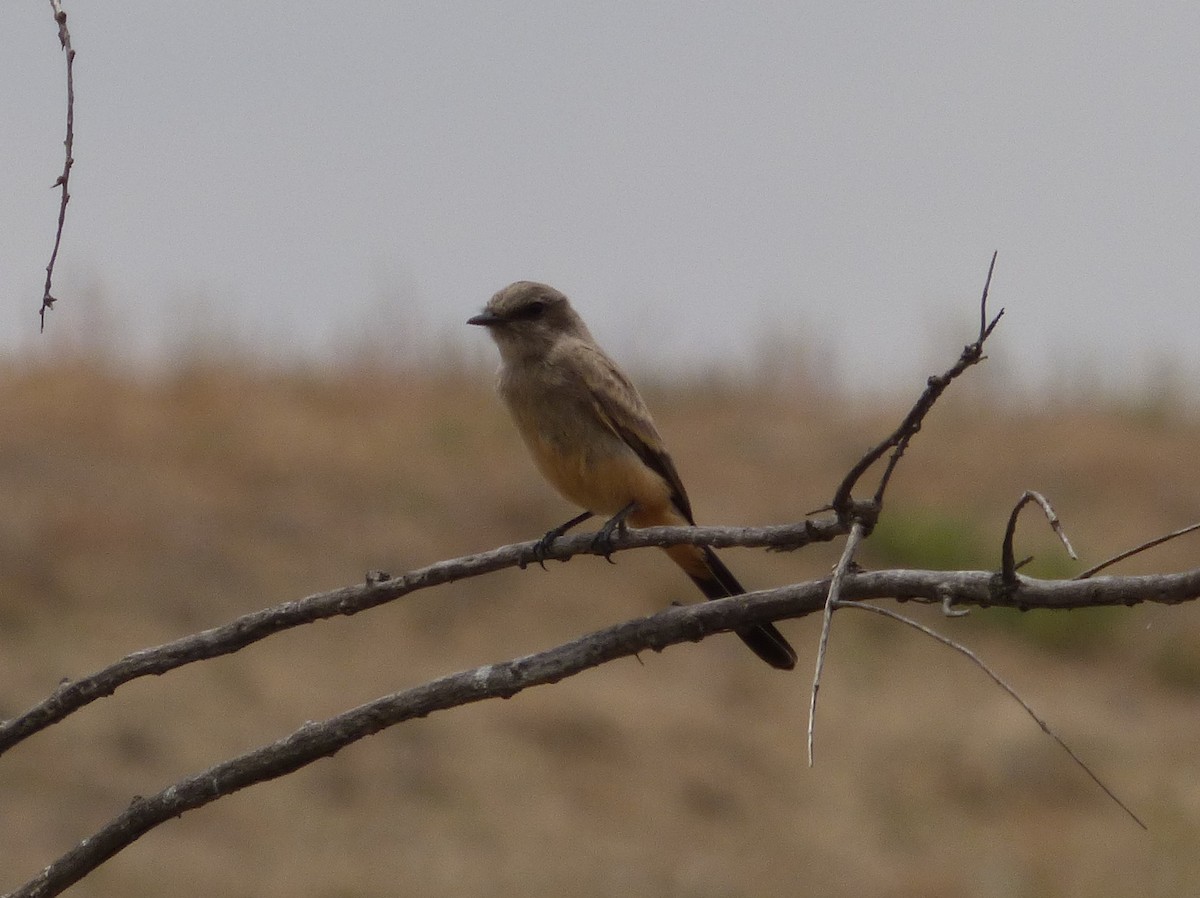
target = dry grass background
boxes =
[2,355,1200,897]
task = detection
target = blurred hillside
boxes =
[2,356,1200,897]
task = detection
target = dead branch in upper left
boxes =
[40,0,77,331]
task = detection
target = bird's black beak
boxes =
[467,311,502,327]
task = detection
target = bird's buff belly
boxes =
[521,430,671,518]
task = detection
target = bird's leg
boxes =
[531,510,595,569]
[591,501,637,564]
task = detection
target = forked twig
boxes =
[841,600,1147,830]
[807,521,865,766]
[1076,521,1200,580]
[41,0,76,331]
[1001,491,1077,585]
[832,252,1004,516]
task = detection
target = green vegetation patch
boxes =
[866,511,991,571]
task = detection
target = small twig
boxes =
[41,0,76,331]
[1076,521,1200,580]
[841,600,1147,830]
[870,434,910,507]
[832,252,1004,515]
[807,521,866,766]
[978,251,996,337]
[1000,491,1077,585]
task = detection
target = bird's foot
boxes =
[528,510,595,570]
[590,502,636,564]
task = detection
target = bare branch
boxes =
[1076,521,1200,580]
[40,0,77,331]
[841,600,1146,830]
[0,517,847,758]
[1000,490,1077,586]
[6,562,1189,896]
[0,586,824,898]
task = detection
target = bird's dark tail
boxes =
[663,543,797,671]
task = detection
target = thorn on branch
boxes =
[940,588,969,618]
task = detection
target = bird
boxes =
[468,281,796,670]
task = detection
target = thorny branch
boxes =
[41,0,76,331]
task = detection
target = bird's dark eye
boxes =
[513,300,547,320]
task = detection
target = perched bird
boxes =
[469,281,796,670]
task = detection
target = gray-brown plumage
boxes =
[469,281,796,670]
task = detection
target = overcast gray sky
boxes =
[4,2,1198,394]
